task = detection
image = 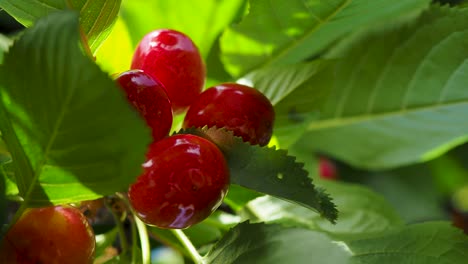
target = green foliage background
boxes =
[0,0,467,263]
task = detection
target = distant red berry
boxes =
[131,29,205,114]
[116,69,173,141]
[0,205,95,264]
[183,83,275,146]
[128,134,230,229]
[318,156,338,180]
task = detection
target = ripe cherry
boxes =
[131,29,206,114]
[183,83,275,146]
[0,205,95,264]
[318,156,338,180]
[116,69,173,142]
[128,134,230,229]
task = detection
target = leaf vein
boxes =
[257,0,352,73]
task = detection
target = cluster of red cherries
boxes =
[0,29,274,263]
[117,29,275,229]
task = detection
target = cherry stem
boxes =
[104,197,129,254]
[116,192,150,264]
[134,216,150,264]
[171,229,205,264]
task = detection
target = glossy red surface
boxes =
[183,83,275,146]
[128,134,230,229]
[116,69,173,142]
[0,206,95,264]
[131,29,205,114]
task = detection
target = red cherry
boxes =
[0,205,95,264]
[116,69,173,141]
[128,134,230,229]
[131,29,206,114]
[183,83,275,146]
[318,156,338,180]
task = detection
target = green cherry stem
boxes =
[171,229,205,264]
[135,215,151,264]
[116,192,150,264]
[104,197,129,254]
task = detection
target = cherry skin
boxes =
[131,29,206,114]
[0,205,95,264]
[128,134,230,229]
[183,83,275,146]
[116,69,173,142]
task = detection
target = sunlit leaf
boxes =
[221,0,430,77]
[245,181,404,239]
[0,11,150,206]
[348,222,468,263]
[0,0,121,52]
[178,127,337,223]
[206,222,351,264]
[289,5,468,169]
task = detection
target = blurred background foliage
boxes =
[0,0,467,262]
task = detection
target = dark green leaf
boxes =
[348,222,468,264]
[363,165,448,223]
[178,127,337,223]
[224,184,262,211]
[221,0,430,77]
[244,181,404,239]
[205,222,351,264]
[0,0,64,26]
[429,154,468,195]
[0,0,121,53]
[207,222,468,264]
[290,5,468,169]
[0,168,6,233]
[0,11,150,206]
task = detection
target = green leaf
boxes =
[0,168,6,227]
[347,222,468,263]
[121,0,246,59]
[205,222,351,264]
[243,61,325,105]
[0,0,64,26]
[0,11,150,206]
[95,16,133,75]
[1,163,18,198]
[207,222,468,264]
[70,0,121,52]
[290,5,468,169]
[0,0,121,53]
[178,127,337,223]
[0,34,13,64]
[244,181,403,239]
[224,184,262,211]
[429,154,468,195]
[241,60,332,147]
[363,165,447,223]
[220,0,431,77]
